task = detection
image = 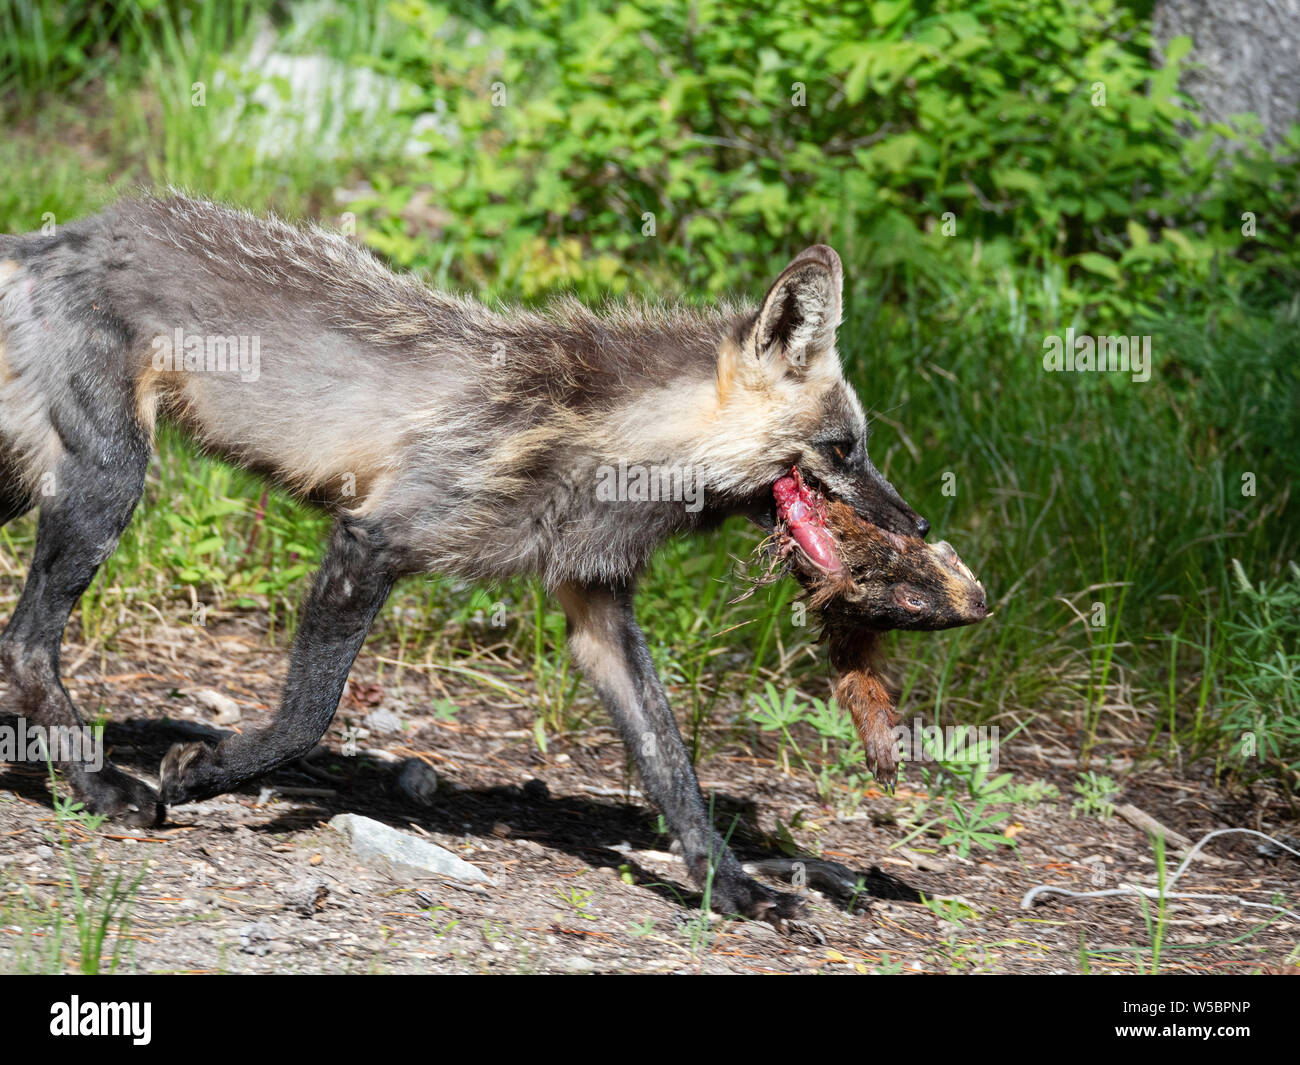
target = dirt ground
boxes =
[1,613,1297,975]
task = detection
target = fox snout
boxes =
[837,463,930,539]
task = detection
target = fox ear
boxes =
[752,245,843,374]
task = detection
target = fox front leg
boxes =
[159,519,396,804]
[555,581,806,928]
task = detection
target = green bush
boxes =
[369,0,1297,315]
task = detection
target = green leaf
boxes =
[1076,252,1121,280]
[1163,35,1193,64]
[1161,227,1198,259]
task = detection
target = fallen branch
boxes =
[1114,803,1231,867]
[1020,828,1300,923]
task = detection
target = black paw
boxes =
[159,741,215,805]
[77,764,166,828]
[710,868,808,929]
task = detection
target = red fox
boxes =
[0,195,930,925]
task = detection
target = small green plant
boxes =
[871,953,904,974]
[749,683,874,802]
[922,897,995,972]
[935,800,1016,859]
[923,896,979,925]
[627,917,657,937]
[44,765,148,974]
[1129,832,1170,974]
[895,731,1018,858]
[49,793,109,835]
[1218,561,1300,784]
[1077,830,1295,974]
[1001,778,1061,805]
[424,904,460,938]
[676,801,749,961]
[1071,771,1121,820]
[750,682,812,770]
[553,886,599,922]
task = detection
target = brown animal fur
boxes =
[782,502,989,785]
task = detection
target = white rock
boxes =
[328,813,489,884]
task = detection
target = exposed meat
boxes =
[773,467,842,573]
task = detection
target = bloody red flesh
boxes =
[773,467,842,573]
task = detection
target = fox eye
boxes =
[821,438,856,465]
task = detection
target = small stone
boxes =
[238,921,276,956]
[364,708,404,734]
[280,875,329,916]
[193,688,242,725]
[492,822,511,838]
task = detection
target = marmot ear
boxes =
[752,245,843,374]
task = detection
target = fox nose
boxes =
[915,516,930,538]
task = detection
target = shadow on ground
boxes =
[0,712,924,918]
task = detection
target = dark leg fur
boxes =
[159,519,396,803]
[0,436,163,825]
[556,581,805,927]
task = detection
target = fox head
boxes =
[710,245,929,538]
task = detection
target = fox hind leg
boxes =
[0,430,162,826]
[159,517,397,804]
